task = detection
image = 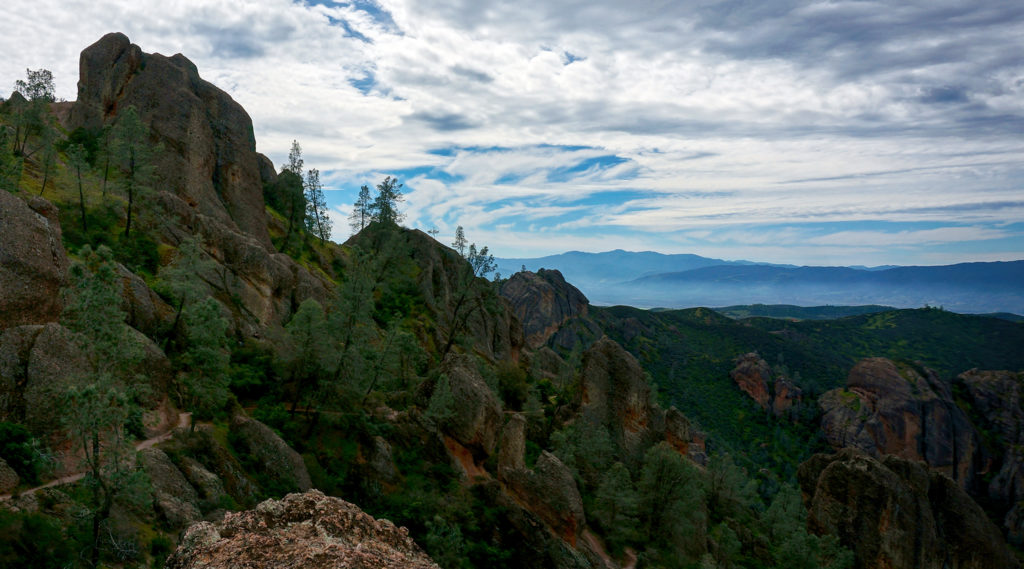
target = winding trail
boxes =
[0,412,191,502]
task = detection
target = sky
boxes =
[2,0,1023,266]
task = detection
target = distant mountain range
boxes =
[496,251,1024,314]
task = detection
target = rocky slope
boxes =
[167,490,439,569]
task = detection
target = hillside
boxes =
[1,33,1022,569]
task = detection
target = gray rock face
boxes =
[69,32,271,248]
[818,358,982,489]
[799,448,1018,569]
[167,490,440,569]
[0,193,69,330]
[229,415,312,493]
[139,448,201,527]
[500,269,589,350]
[500,450,586,546]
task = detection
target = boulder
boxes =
[69,33,271,248]
[0,457,19,494]
[500,269,589,349]
[116,263,174,338]
[0,193,69,330]
[166,490,440,569]
[139,448,201,528]
[798,448,1017,569]
[229,415,312,493]
[818,358,982,489]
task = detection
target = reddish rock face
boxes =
[819,358,982,490]
[580,337,658,455]
[729,353,802,418]
[730,353,772,409]
[0,194,69,330]
[167,490,440,569]
[69,32,271,249]
[500,269,589,350]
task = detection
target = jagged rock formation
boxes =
[0,458,18,493]
[0,193,68,329]
[66,33,332,334]
[729,352,802,417]
[69,32,270,248]
[818,357,981,489]
[501,269,590,349]
[166,490,440,569]
[798,448,1018,569]
[958,369,1024,544]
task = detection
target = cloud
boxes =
[2,0,1022,266]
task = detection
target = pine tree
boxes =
[178,297,230,429]
[66,143,89,233]
[111,107,155,238]
[371,176,405,225]
[61,245,150,569]
[348,184,372,235]
[594,462,640,552]
[282,299,332,416]
[304,168,332,243]
[452,226,467,256]
[283,139,303,175]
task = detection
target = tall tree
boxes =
[304,168,332,243]
[177,297,230,429]
[594,462,640,553]
[111,107,154,238]
[638,442,707,558]
[61,245,150,569]
[348,184,372,235]
[451,226,467,256]
[283,139,303,175]
[157,236,214,343]
[371,176,405,225]
[66,143,89,233]
[281,299,332,416]
[11,69,56,157]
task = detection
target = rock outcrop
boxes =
[167,490,440,569]
[729,353,802,418]
[229,415,313,493]
[579,337,660,456]
[435,354,502,459]
[139,448,201,528]
[501,269,589,349]
[798,448,1018,569]
[69,32,271,248]
[818,357,981,489]
[958,368,1024,544]
[0,458,18,494]
[0,193,69,330]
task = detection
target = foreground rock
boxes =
[0,193,69,330]
[798,448,1017,569]
[167,490,439,569]
[818,357,981,488]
